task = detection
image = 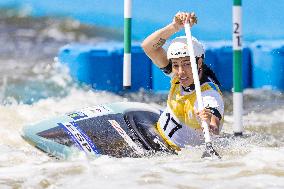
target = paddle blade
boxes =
[201,142,221,159]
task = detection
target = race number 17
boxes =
[163,113,182,138]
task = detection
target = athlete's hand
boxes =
[196,108,220,135]
[172,11,197,32]
[196,108,212,125]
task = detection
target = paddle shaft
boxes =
[184,23,211,143]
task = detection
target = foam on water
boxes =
[0,87,283,188]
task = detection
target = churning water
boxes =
[0,10,283,189]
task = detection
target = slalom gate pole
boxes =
[123,0,132,89]
[233,0,243,136]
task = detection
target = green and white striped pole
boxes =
[123,0,132,89]
[233,0,243,136]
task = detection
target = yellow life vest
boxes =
[157,77,224,150]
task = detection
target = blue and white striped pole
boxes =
[233,0,243,136]
[123,0,132,89]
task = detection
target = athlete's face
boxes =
[171,56,203,87]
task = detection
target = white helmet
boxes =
[166,36,204,60]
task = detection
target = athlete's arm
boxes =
[141,12,195,68]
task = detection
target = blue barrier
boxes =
[59,44,152,92]
[58,44,123,92]
[152,65,171,93]
[214,46,251,91]
[59,43,284,93]
[131,46,152,91]
[251,44,284,90]
[205,49,218,72]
